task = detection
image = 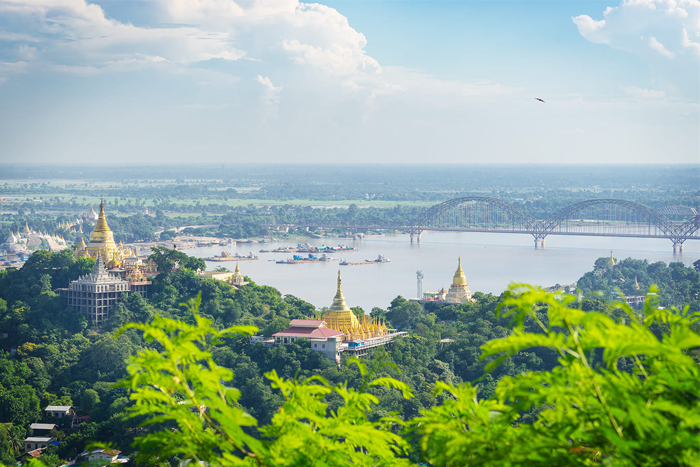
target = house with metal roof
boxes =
[272,319,344,361]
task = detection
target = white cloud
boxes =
[256,74,282,107]
[622,85,667,99]
[2,0,693,164]
[573,0,700,99]
[681,27,700,55]
[648,36,676,57]
[0,0,245,71]
[573,0,700,59]
[0,0,514,104]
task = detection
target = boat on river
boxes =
[261,243,355,253]
[205,251,259,261]
[340,255,390,266]
[276,253,335,264]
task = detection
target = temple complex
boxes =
[269,271,404,361]
[322,270,389,342]
[414,257,475,305]
[56,200,156,325]
[74,199,158,280]
[2,223,69,256]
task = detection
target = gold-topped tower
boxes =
[76,199,121,262]
[321,270,389,342]
[452,256,467,286]
[323,270,359,330]
[446,256,474,304]
[231,262,247,287]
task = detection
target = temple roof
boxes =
[289,319,327,327]
[73,252,127,285]
[273,326,343,339]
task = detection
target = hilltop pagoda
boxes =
[76,199,139,266]
[445,256,474,304]
[322,271,388,342]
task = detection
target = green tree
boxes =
[80,389,100,415]
[117,295,413,466]
[415,284,700,466]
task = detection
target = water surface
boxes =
[186,232,698,312]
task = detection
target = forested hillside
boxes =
[0,250,698,465]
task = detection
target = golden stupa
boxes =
[77,199,120,262]
[231,262,246,286]
[322,270,389,342]
[445,256,474,304]
[452,256,467,286]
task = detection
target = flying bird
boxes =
[535,98,545,103]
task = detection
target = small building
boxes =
[24,437,54,452]
[30,423,57,436]
[273,319,344,362]
[44,405,74,420]
[79,448,128,464]
[73,415,90,426]
[625,295,646,309]
[198,262,249,288]
[273,319,344,345]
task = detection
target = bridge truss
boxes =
[407,197,700,251]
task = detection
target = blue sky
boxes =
[0,0,697,165]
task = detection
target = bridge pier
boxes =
[410,233,421,244]
[533,234,546,249]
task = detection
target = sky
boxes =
[0,0,698,165]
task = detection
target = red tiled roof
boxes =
[289,319,327,327]
[27,449,44,458]
[273,326,343,339]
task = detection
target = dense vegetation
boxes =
[0,249,698,465]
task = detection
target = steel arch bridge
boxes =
[407,197,700,251]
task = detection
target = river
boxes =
[185,232,699,312]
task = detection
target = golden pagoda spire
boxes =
[610,251,615,266]
[452,256,467,286]
[330,269,348,311]
[94,198,112,235]
[235,262,240,273]
[635,275,640,290]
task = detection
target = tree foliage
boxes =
[114,287,699,466]
[415,284,700,466]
